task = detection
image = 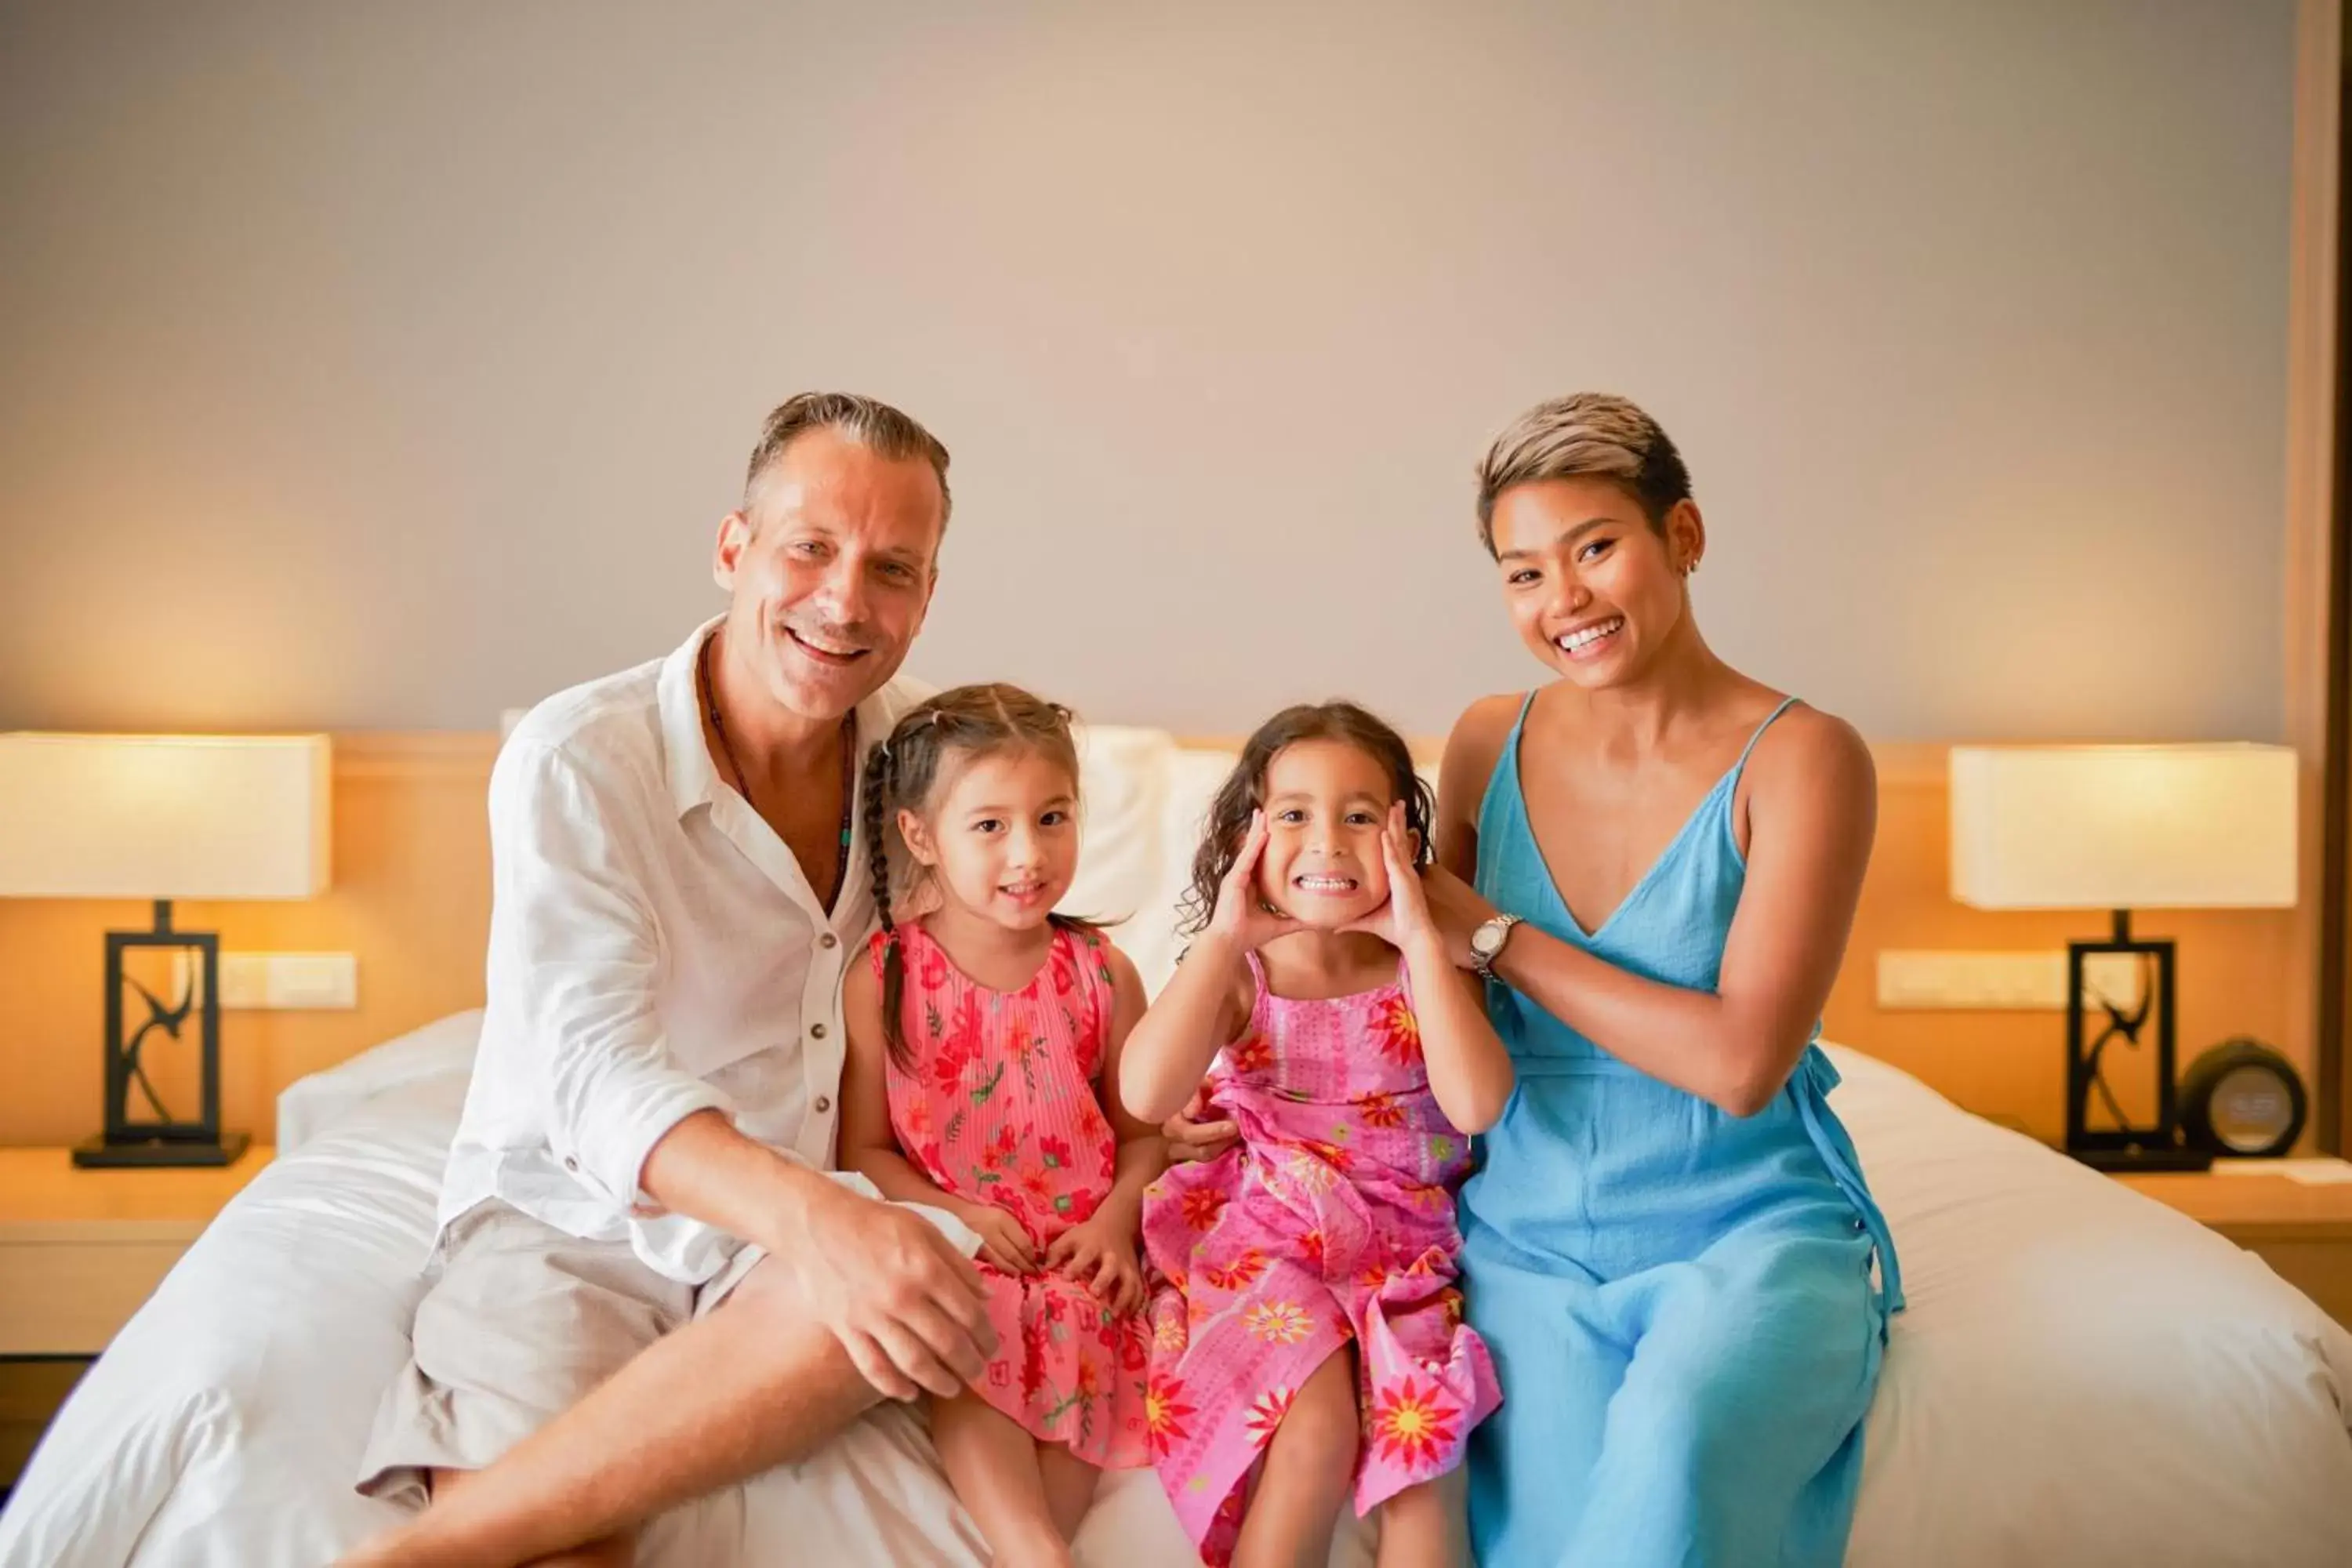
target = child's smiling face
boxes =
[1253,739,1396,930]
[899,746,1080,932]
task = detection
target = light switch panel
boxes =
[172,951,359,1010]
[1876,949,2147,1011]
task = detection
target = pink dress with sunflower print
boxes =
[1139,953,1501,1561]
[875,920,1149,1469]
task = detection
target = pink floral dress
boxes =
[1140,954,1501,1563]
[876,920,1149,1469]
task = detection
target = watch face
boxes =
[1474,920,1504,957]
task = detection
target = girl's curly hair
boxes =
[1178,701,1435,937]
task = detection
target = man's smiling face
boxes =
[713,424,946,724]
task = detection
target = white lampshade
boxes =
[0,734,332,901]
[1949,744,2296,912]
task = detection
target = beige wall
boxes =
[0,0,2302,743]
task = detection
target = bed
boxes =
[5,731,2350,1567]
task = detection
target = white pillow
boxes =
[1116,747,1241,996]
[276,1009,483,1153]
[1064,724,1175,935]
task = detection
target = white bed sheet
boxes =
[5,1013,2350,1567]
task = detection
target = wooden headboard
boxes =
[0,734,2302,1149]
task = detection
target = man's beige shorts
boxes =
[355,1201,779,1507]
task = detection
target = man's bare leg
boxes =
[430,1472,634,1568]
[340,1263,879,1568]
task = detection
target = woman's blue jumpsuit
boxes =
[1463,696,1903,1566]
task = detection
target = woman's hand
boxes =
[1044,1214,1147,1316]
[1162,1088,1240,1163]
[955,1202,1039,1276]
[1204,810,1301,953]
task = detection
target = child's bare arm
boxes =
[1047,942,1167,1314]
[839,957,956,1206]
[1404,942,1516,1135]
[1120,811,1292,1123]
[1118,931,1248,1125]
[1366,803,1516,1134]
[1097,943,1171,1233]
[840,954,1037,1273]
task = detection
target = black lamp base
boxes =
[84,899,243,1172]
[2069,1141,2214,1174]
[2065,911,2207,1174]
[72,1130,250,1170]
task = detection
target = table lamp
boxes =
[0,734,332,1167]
[1947,743,2297,1171]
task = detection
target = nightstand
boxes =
[2117,1171,2352,1329]
[0,1145,270,1493]
[0,1146,272,1359]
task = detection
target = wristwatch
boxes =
[1469,913,1523,980]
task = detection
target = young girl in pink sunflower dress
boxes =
[1121,703,1512,1568]
[839,685,1161,1568]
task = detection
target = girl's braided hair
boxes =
[862,682,1091,1066]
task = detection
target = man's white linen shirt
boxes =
[437,615,930,1284]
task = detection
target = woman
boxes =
[1418,393,1902,1566]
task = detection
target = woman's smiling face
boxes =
[1490,475,1702,688]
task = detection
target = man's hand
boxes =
[1044,1212,1146,1316]
[783,1179,996,1403]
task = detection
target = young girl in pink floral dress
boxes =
[1122,702,1512,1568]
[840,684,1160,1568]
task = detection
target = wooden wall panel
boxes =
[0,735,2303,1149]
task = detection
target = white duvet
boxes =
[4,1011,2350,1567]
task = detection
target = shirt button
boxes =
[814,1094,833,1114]
[820,932,838,949]
[810,1023,828,1040]
[564,1156,579,1172]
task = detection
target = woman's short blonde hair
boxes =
[1473,392,1692,555]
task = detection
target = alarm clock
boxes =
[2178,1038,2307,1158]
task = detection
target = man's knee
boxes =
[710,1258,883,1408]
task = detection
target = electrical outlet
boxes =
[1876,950,2147,1011]
[267,953,357,1007]
[220,953,270,1008]
[170,951,359,1010]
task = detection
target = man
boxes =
[347,392,995,1567]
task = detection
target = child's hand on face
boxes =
[1044,1211,1147,1316]
[1207,810,1303,953]
[958,1203,1040,1276]
[1345,802,1439,956]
